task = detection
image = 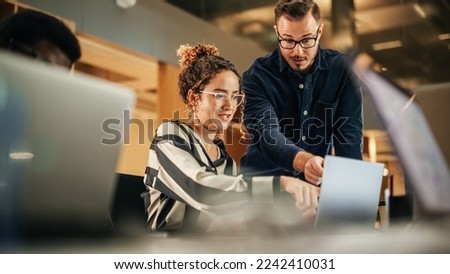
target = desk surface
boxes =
[3,219,450,254]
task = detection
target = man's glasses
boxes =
[277,27,320,50]
[200,91,245,107]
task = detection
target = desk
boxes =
[4,219,450,254]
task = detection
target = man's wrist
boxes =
[293,151,314,172]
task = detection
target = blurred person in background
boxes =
[0,9,81,68]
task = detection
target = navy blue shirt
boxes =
[240,47,363,178]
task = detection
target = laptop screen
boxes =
[353,53,450,215]
[314,155,384,233]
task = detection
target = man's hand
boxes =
[293,151,324,185]
[304,156,324,185]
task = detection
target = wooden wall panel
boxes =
[157,62,186,124]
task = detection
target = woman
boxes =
[144,43,320,233]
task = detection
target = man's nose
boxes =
[293,42,305,54]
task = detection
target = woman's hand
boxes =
[280,176,320,217]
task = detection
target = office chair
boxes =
[110,173,148,234]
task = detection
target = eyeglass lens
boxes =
[202,92,244,107]
[215,94,244,107]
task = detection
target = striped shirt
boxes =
[144,121,279,232]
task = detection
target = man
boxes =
[0,9,81,68]
[240,0,363,184]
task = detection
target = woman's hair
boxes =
[177,43,241,105]
[274,0,321,24]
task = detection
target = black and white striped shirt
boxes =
[144,121,280,232]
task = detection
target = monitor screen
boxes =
[354,53,450,215]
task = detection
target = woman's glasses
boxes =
[200,91,245,107]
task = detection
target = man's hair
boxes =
[0,10,81,63]
[274,0,321,23]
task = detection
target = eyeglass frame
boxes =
[200,91,245,107]
[276,27,321,50]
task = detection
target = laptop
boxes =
[313,155,384,234]
[0,51,136,238]
[353,53,450,217]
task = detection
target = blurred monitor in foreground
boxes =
[353,53,450,218]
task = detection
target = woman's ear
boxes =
[187,90,199,111]
[187,90,195,102]
[188,90,199,105]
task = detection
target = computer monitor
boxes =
[353,53,450,216]
[0,50,136,238]
[413,83,450,168]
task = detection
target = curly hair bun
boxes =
[177,43,219,68]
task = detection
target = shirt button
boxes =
[299,83,304,89]
[303,110,308,116]
[302,136,306,141]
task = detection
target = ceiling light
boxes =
[116,0,136,9]
[9,152,34,160]
[438,33,450,40]
[371,40,403,51]
[241,22,265,35]
[413,4,427,18]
